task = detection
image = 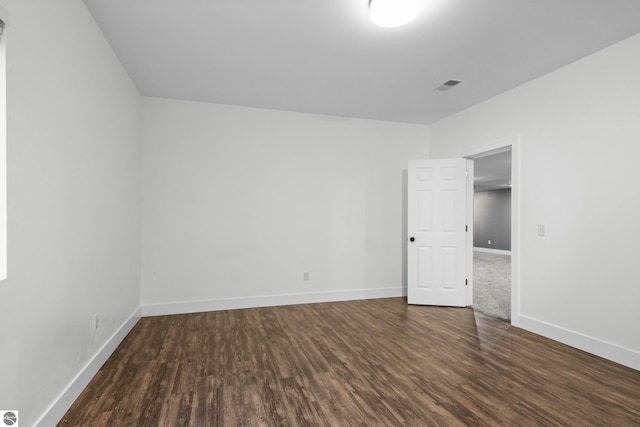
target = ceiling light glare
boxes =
[370,0,420,28]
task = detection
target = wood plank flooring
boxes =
[58,298,640,426]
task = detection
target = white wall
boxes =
[0,1,141,425]
[141,97,428,310]
[430,34,640,364]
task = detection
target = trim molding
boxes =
[35,306,142,427]
[473,247,511,255]
[142,287,407,317]
[518,314,640,371]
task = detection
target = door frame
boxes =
[459,135,520,326]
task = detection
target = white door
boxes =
[407,159,469,306]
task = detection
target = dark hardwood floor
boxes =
[58,298,640,426]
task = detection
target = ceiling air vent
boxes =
[435,79,462,91]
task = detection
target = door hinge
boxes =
[465,225,468,232]
[465,279,468,286]
[465,170,469,178]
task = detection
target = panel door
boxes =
[407,159,468,306]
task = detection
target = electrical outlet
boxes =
[303,272,310,281]
[93,312,99,330]
[488,240,491,245]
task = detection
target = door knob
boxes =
[409,237,415,242]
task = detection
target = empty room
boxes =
[1,0,639,426]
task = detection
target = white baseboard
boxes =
[142,287,407,317]
[474,247,511,255]
[35,306,142,427]
[518,314,640,371]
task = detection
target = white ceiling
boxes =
[84,0,640,125]
[473,150,511,192]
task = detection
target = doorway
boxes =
[463,136,520,326]
[471,150,511,320]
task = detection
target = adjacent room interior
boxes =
[472,149,512,321]
[1,1,640,426]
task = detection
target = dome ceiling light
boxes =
[369,0,421,28]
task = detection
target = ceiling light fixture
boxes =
[369,0,420,28]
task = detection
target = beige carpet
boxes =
[473,250,511,321]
